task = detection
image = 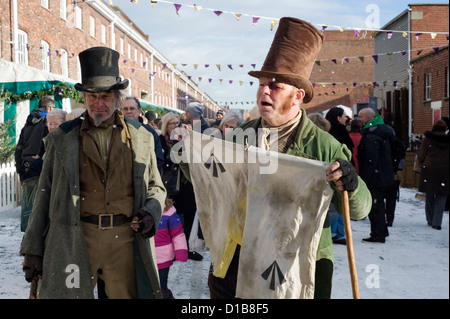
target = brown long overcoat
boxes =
[20,115,166,299]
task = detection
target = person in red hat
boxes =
[20,47,166,299]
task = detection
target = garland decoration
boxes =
[0,83,84,104]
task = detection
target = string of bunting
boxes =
[127,0,450,37]
[171,44,448,69]
[19,42,447,71]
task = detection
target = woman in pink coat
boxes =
[155,198,188,298]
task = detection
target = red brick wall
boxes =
[410,5,449,55]
[1,0,215,114]
[307,30,374,113]
[411,46,449,135]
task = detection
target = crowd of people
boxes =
[308,106,449,243]
[15,17,449,300]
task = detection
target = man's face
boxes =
[256,77,304,127]
[216,113,223,121]
[357,110,370,126]
[84,90,119,126]
[185,111,195,124]
[222,120,238,134]
[121,99,140,121]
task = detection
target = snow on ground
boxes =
[0,187,448,299]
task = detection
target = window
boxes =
[41,0,49,9]
[425,73,431,100]
[17,30,28,65]
[60,0,67,20]
[127,44,131,59]
[75,6,82,29]
[60,49,68,77]
[101,25,106,44]
[41,40,50,72]
[89,16,95,37]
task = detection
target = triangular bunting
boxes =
[174,4,182,16]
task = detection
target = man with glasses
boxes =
[121,96,163,172]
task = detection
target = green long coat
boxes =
[20,116,166,299]
[229,108,372,298]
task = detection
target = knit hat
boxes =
[186,102,205,118]
[248,17,324,103]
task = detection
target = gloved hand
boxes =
[23,254,43,283]
[336,160,358,192]
[131,210,154,234]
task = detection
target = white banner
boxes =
[184,130,333,298]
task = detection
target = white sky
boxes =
[113,0,449,109]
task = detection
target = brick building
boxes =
[307,30,375,115]
[0,0,219,141]
[373,4,449,142]
[411,45,449,135]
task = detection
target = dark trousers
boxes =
[368,187,389,240]
[385,179,400,226]
[158,267,170,291]
[207,246,333,299]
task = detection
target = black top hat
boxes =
[75,47,129,92]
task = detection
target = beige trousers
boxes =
[82,222,137,299]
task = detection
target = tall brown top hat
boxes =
[248,17,323,104]
[75,46,129,92]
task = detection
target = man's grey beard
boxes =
[93,114,104,127]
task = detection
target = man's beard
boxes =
[93,114,104,127]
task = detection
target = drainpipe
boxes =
[407,8,413,148]
[12,0,18,62]
[150,53,154,104]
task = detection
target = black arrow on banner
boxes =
[204,153,226,177]
[261,260,286,290]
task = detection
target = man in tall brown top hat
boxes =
[206,17,372,299]
[20,46,166,299]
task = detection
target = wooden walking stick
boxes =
[341,190,360,299]
[29,275,39,299]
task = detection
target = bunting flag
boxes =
[144,0,448,37]
[171,44,448,70]
[270,19,278,31]
[174,3,181,16]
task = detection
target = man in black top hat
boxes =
[20,47,166,299]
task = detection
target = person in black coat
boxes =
[417,119,449,230]
[357,107,394,243]
[325,107,354,245]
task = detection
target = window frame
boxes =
[41,40,50,72]
[17,30,28,65]
[425,73,432,101]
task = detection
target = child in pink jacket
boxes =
[155,198,188,299]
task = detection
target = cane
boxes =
[29,275,39,299]
[341,190,360,299]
